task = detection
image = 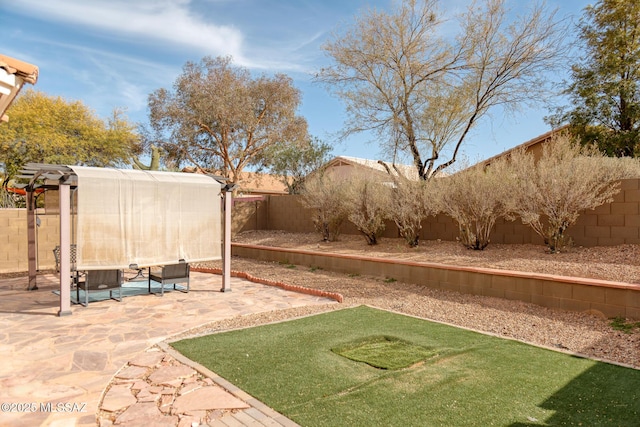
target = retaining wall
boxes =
[232,243,640,319]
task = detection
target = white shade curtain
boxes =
[70,166,222,270]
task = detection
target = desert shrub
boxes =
[300,172,349,241]
[508,135,640,253]
[386,179,435,247]
[344,173,391,245]
[0,187,18,208]
[434,157,513,250]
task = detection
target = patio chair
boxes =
[53,244,84,290]
[148,262,190,296]
[53,244,77,272]
[76,269,123,307]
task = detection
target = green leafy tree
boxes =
[0,89,140,186]
[148,56,308,184]
[551,0,640,157]
[265,137,332,194]
[317,0,567,180]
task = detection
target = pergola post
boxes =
[220,187,233,292]
[26,190,37,290]
[58,181,72,316]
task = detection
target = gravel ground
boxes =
[233,230,640,284]
[185,230,640,369]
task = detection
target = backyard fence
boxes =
[233,178,640,247]
[1,178,640,273]
[0,209,59,273]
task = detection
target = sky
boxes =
[1,0,592,167]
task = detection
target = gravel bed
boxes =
[187,256,640,370]
[233,230,640,284]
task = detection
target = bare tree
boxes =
[317,0,567,180]
[508,135,640,253]
[148,56,308,184]
[434,157,513,250]
[300,172,350,242]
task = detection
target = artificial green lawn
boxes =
[332,335,438,370]
[171,306,640,426]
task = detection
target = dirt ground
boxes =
[233,230,640,284]
[195,230,640,367]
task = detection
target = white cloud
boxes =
[11,34,176,119]
[8,0,250,65]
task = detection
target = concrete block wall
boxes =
[267,195,315,233]
[232,243,640,319]
[0,209,26,273]
[232,199,269,235]
[568,179,640,246]
[0,209,59,273]
[2,178,640,273]
[244,178,640,247]
[265,195,394,238]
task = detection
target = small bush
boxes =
[434,157,513,250]
[344,173,391,245]
[610,317,640,334]
[508,135,640,253]
[386,179,434,247]
[301,172,349,241]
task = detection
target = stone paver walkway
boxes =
[0,271,335,426]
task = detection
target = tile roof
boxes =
[473,125,570,168]
[236,171,288,195]
[0,54,39,123]
[328,156,420,180]
[181,166,288,195]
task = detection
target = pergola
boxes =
[17,163,235,316]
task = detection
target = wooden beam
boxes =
[58,183,72,316]
[26,190,37,290]
[221,189,232,292]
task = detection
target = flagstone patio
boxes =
[0,271,336,426]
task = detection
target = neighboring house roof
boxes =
[324,156,420,181]
[0,54,39,123]
[181,166,288,195]
[475,124,570,168]
[236,171,288,195]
